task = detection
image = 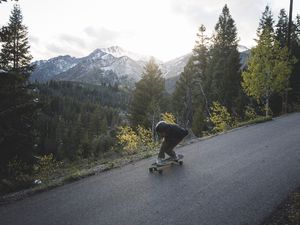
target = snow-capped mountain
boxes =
[99,46,153,62]
[31,47,147,84]
[30,45,250,89]
[54,48,144,83]
[31,55,80,82]
[161,53,192,79]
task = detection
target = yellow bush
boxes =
[116,125,159,154]
[210,101,233,133]
[161,112,176,124]
[245,106,257,120]
[116,126,139,154]
[34,154,60,182]
[137,125,158,150]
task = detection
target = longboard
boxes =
[149,154,184,174]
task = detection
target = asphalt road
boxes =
[1,113,300,225]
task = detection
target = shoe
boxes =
[156,158,165,166]
[171,154,184,161]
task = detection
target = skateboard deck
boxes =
[149,154,184,174]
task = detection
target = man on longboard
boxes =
[155,121,188,166]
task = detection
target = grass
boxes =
[235,115,273,128]
[0,149,159,204]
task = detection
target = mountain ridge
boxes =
[30,45,250,89]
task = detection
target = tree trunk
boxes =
[266,97,269,117]
[282,91,288,114]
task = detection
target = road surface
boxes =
[1,113,300,225]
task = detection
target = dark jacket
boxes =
[164,124,189,141]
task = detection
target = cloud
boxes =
[46,43,70,55]
[170,0,222,27]
[28,27,131,60]
[59,34,86,48]
[46,42,84,57]
[29,35,40,45]
[83,26,137,53]
[84,26,120,46]
[40,27,126,59]
[169,0,269,47]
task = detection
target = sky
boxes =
[0,0,299,62]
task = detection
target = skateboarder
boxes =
[155,121,188,165]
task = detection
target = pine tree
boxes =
[275,10,300,112]
[193,25,209,77]
[289,14,300,106]
[276,9,289,48]
[129,57,165,131]
[273,8,290,113]
[173,24,211,135]
[0,4,36,176]
[192,24,210,115]
[172,57,196,127]
[0,4,33,76]
[0,71,37,175]
[207,4,242,113]
[257,5,275,37]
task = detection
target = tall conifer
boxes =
[207,4,241,113]
[172,57,196,127]
[276,9,289,47]
[173,25,210,132]
[192,24,210,112]
[257,5,275,37]
[130,57,165,130]
[0,4,35,175]
[0,4,33,75]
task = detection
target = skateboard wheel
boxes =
[158,170,163,174]
[179,161,183,166]
[149,168,154,173]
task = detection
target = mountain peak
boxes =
[102,45,124,53]
[89,49,107,59]
[100,46,153,62]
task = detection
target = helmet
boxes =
[155,121,168,133]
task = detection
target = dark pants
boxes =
[158,137,184,159]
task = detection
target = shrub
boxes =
[137,125,158,151]
[0,159,34,193]
[244,106,257,120]
[116,126,139,154]
[34,154,61,182]
[116,125,159,154]
[210,101,233,133]
[161,112,176,124]
[93,135,114,157]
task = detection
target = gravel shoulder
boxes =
[261,187,300,225]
